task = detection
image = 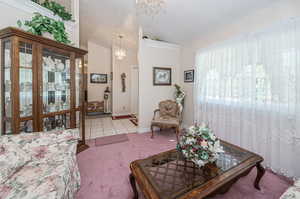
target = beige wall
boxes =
[87,41,111,103]
[112,47,138,116]
[180,0,300,127]
[138,39,181,133]
[180,48,196,127]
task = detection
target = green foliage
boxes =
[31,0,72,21]
[41,0,72,21]
[17,13,71,44]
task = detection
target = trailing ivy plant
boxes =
[17,13,71,44]
[41,0,72,21]
[31,0,72,21]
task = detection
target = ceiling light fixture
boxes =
[136,0,166,17]
[115,35,126,60]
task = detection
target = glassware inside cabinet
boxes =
[19,42,33,117]
[42,48,71,114]
[43,114,70,131]
[20,120,33,133]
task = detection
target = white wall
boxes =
[180,48,196,127]
[87,41,111,103]
[131,66,139,115]
[138,39,181,133]
[180,0,300,127]
[112,48,138,116]
[0,0,78,46]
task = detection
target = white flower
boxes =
[193,158,207,167]
[209,133,216,141]
[213,140,224,153]
[186,137,195,145]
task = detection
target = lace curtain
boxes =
[194,18,300,179]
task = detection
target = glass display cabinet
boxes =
[0,27,88,152]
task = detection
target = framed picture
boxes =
[153,67,172,86]
[90,73,108,84]
[184,70,194,83]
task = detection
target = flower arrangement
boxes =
[177,123,224,167]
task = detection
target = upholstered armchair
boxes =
[151,100,182,141]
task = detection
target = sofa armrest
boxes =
[8,128,80,150]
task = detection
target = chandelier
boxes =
[136,0,166,17]
[115,35,126,60]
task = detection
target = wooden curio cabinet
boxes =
[0,27,88,152]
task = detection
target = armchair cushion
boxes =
[152,116,179,126]
[0,138,31,184]
[159,100,179,119]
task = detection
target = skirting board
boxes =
[112,112,132,117]
[137,127,150,133]
[137,124,190,134]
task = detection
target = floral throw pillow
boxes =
[0,138,31,184]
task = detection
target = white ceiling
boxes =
[79,0,281,49]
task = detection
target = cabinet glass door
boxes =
[19,41,34,133]
[75,58,85,141]
[42,48,71,113]
[42,48,71,130]
[2,40,12,134]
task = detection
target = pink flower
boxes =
[200,140,208,147]
[0,185,12,198]
[33,146,49,159]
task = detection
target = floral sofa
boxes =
[0,129,81,199]
[280,180,300,199]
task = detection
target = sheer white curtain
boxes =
[194,18,300,179]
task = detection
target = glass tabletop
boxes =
[138,141,255,199]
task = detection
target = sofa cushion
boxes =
[0,137,31,184]
[0,141,80,199]
[8,129,80,149]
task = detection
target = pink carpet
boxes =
[76,131,292,199]
[95,134,129,147]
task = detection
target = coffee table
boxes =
[129,140,265,199]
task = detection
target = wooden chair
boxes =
[151,100,182,141]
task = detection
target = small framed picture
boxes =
[90,73,107,84]
[153,67,172,86]
[184,70,194,83]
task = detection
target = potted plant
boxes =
[17,13,71,44]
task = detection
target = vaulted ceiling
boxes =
[79,0,281,49]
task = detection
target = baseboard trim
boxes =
[112,112,132,117]
[137,127,150,133]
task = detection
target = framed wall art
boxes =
[90,73,108,84]
[184,69,194,83]
[153,67,172,86]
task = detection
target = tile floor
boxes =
[85,117,137,140]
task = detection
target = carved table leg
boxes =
[129,173,139,199]
[254,163,265,190]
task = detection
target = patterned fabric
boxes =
[0,138,31,184]
[159,100,179,119]
[280,180,300,199]
[152,117,179,126]
[0,129,80,199]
